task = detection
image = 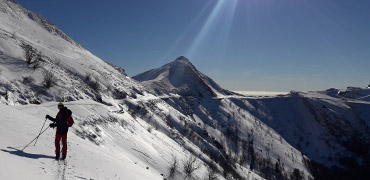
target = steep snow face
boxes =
[134,57,315,179]
[133,56,234,98]
[0,0,144,105]
[246,91,370,166]
[134,56,370,179]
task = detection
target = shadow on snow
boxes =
[1,146,54,159]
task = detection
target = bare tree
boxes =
[183,155,201,179]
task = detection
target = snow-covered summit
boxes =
[133,56,234,98]
[174,55,190,62]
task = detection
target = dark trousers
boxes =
[55,132,67,156]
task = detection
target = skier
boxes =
[46,102,73,160]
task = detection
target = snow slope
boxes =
[0,0,144,105]
[0,101,163,180]
[2,98,255,180]
[0,1,265,179]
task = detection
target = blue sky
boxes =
[17,0,370,91]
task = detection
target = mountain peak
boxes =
[175,56,190,62]
[133,56,234,97]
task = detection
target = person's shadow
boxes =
[1,147,54,159]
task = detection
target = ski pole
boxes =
[34,118,48,146]
[22,126,50,151]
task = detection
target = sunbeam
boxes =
[159,0,214,65]
[186,0,239,58]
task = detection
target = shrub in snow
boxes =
[22,76,34,85]
[11,31,16,39]
[84,73,103,102]
[21,44,44,70]
[152,120,159,130]
[85,73,100,91]
[290,168,304,180]
[112,89,127,99]
[54,59,61,66]
[182,155,200,179]
[168,156,178,179]
[42,69,56,88]
[204,164,218,180]
[24,45,35,64]
[31,52,43,70]
[147,126,153,133]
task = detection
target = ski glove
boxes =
[49,123,57,128]
[45,115,52,120]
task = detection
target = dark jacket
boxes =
[49,107,72,134]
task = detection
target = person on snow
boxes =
[45,102,74,160]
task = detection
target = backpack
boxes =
[66,110,74,127]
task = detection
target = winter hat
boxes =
[58,102,64,106]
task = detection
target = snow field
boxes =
[0,99,238,179]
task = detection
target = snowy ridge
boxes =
[317,87,370,102]
[337,87,370,102]
[135,58,370,179]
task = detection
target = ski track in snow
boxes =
[55,160,66,180]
